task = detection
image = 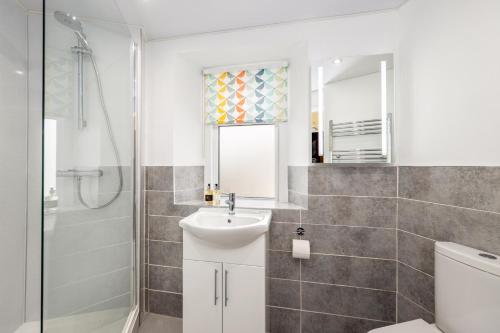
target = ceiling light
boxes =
[333,58,343,65]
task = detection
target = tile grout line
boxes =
[398,261,435,279]
[268,249,397,261]
[269,277,397,293]
[267,305,396,325]
[398,292,435,315]
[398,228,436,242]
[399,197,500,216]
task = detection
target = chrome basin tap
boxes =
[225,193,236,215]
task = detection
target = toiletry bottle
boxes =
[213,184,220,206]
[204,184,213,205]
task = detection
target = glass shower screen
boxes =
[43,2,137,332]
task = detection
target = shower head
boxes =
[54,11,90,50]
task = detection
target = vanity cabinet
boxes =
[183,259,265,333]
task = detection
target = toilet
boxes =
[370,242,500,333]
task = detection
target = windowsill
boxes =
[176,198,304,210]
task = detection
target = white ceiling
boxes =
[20,0,408,40]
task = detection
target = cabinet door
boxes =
[183,259,222,333]
[223,264,266,333]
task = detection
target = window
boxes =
[203,62,288,200]
[218,125,276,198]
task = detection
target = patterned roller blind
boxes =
[204,66,288,125]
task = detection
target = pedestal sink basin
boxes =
[179,208,272,247]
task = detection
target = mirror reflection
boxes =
[311,54,394,164]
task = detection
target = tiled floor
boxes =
[139,314,182,333]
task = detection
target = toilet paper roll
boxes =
[292,239,310,259]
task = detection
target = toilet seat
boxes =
[369,319,441,333]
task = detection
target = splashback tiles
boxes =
[302,196,396,228]
[146,166,173,191]
[301,254,396,291]
[149,266,182,293]
[173,166,204,191]
[396,166,500,323]
[174,166,204,202]
[288,166,308,194]
[268,251,300,280]
[269,279,301,309]
[398,199,500,255]
[308,166,397,197]
[148,291,182,317]
[141,165,499,331]
[148,216,183,242]
[399,166,500,212]
[149,241,182,268]
[397,263,434,313]
[268,307,300,333]
[307,224,396,259]
[143,164,399,329]
[301,311,388,333]
[302,282,396,322]
[397,294,435,324]
[398,231,435,276]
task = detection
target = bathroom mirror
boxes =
[311,54,394,164]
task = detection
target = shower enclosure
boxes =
[0,0,141,332]
[43,2,141,332]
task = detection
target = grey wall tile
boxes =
[301,311,389,333]
[148,290,182,317]
[269,223,299,251]
[149,216,183,242]
[147,191,198,217]
[271,209,300,223]
[308,166,397,197]
[398,263,434,312]
[399,166,500,212]
[301,254,396,291]
[302,282,396,322]
[302,196,397,228]
[269,307,300,333]
[398,199,500,255]
[288,191,308,208]
[149,241,182,268]
[174,166,204,191]
[147,191,174,216]
[308,224,396,259]
[288,166,308,193]
[268,251,300,280]
[269,279,300,309]
[146,166,173,191]
[397,294,435,324]
[398,231,435,276]
[174,188,204,203]
[149,265,182,293]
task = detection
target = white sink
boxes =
[179,208,272,247]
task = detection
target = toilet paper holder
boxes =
[293,227,305,236]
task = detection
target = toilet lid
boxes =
[369,320,441,333]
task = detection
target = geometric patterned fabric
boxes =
[204,66,288,125]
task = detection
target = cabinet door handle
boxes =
[214,269,219,306]
[224,269,229,306]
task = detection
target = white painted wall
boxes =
[397,0,500,166]
[0,1,28,331]
[144,11,399,167]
